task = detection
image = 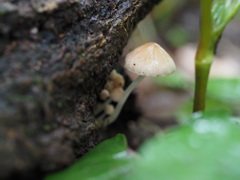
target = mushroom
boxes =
[110,70,125,88]
[104,69,125,92]
[100,89,110,101]
[104,104,115,115]
[104,42,176,126]
[95,69,125,116]
[110,87,124,102]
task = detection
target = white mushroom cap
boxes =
[100,89,110,100]
[124,42,176,77]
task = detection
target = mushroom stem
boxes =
[97,112,107,122]
[104,75,144,126]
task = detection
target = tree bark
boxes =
[0,0,161,179]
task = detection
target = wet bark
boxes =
[0,0,161,179]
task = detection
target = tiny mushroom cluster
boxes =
[95,42,176,127]
[94,69,125,119]
[104,69,125,102]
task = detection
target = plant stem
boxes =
[194,57,212,112]
[104,75,144,126]
[193,0,213,112]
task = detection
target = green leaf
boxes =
[212,0,240,40]
[45,134,134,180]
[208,78,240,104]
[127,112,240,180]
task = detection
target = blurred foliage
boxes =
[153,73,240,121]
[152,0,187,28]
[45,134,135,180]
[152,71,191,89]
[212,0,240,41]
[165,25,190,47]
[127,111,240,180]
[153,73,240,104]
[207,78,240,104]
[151,0,190,46]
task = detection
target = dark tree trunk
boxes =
[0,0,161,179]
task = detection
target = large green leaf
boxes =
[212,0,240,40]
[45,134,134,180]
[208,78,240,104]
[126,112,240,180]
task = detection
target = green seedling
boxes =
[194,0,240,112]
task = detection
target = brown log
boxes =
[0,0,161,179]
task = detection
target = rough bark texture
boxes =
[0,0,161,179]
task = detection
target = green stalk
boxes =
[193,0,214,112]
